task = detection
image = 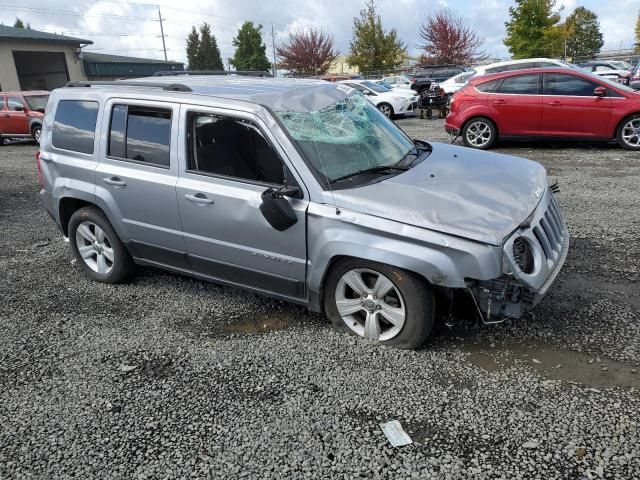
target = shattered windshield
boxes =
[276,93,415,189]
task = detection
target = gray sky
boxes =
[0,0,637,65]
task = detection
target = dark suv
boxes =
[0,91,49,145]
[412,65,469,83]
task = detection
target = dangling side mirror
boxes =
[259,186,300,231]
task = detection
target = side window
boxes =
[538,62,560,68]
[7,97,25,111]
[108,105,171,167]
[475,79,500,92]
[458,73,473,83]
[52,100,99,154]
[594,65,609,72]
[485,67,499,74]
[496,74,540,94]
[187,113,286,185]
[0,96,5,110]
[545,73,599,96]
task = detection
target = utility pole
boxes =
[271,23,276,77]
[158,5,167,61]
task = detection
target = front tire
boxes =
[31,125,42,145]
[377,102,394,118]
[462,117,497,149]
[324,258,435,349]
[68,207,134,283]
[617,114,640,150]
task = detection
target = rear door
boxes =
[94,99,187,271]
[487,73,542,136]
[541,72,612,138]
[5,96,29,134]
[175,106,309,300]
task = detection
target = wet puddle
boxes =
[223,314,291,335]
[464,341,640,389]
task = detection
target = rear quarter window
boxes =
[475,79,500,92]
[52,100,99,154]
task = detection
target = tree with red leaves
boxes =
[419,10,487,65]
[276,28,339,76]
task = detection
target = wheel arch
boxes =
[613,112,640,139]
[461,115,499,137]
[58,197,95,237]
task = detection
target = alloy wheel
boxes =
[378,104,392,118]
[621,118,640,148]
[34,128,41,144]
[75,221,114,274]
[465,120,492,147]
[335,268,406,341]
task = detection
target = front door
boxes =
[175,107,308,300]
[541,72,612,138]
[488,73,542,136]
[5,96,29,134]
[95,99,187,270]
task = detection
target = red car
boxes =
[445,68,640,150]
[0,91,49,145]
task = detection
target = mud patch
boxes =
[223,313,291,335]
[465,342,639,389]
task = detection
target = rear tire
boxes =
[31,125,42,145]
[323,258,435,349]
[68,207,135,283]
[616,114,640,150]
[462,116,497,150]
[377,102,394,118]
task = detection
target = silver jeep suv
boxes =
[38,75,569,349]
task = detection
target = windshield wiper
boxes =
[395,140,432,168]
[329,165,411,184]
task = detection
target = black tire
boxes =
[68,206,135,283]
[323,258,435,350]
[0,137,5,146]
[377,102,394,118]
[462,116,497,150]
[31,125,42,145]
[616,114,640,151]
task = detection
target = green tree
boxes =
[635,11,640,54]
[564,7,603,59]
[197,23,224,70]
[504,0,562,58]
[230,22,271,72]
[13,18,30,29]
[347,0,404,73]
[186,26,200,70]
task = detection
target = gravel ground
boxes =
[1,119,639,479]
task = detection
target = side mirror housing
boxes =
[13,105,25,112]
[259,187,299,231]
[593,86,606,97]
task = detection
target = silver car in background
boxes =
[38,75,569,349]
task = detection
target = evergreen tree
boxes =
[347,0,404,73]
[13,18,27,29]
[230,22,271,72]
[504,0,562,58]
[186,26,200,70]
[198,23,224,70]
[565,7,603,59]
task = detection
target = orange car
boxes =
[0,91,49,145]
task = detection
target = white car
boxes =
[440,71,476,95]
[472,58,576,77]
[381,75,413,90]
[338,80,418,118]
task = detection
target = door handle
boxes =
[492,99,506,105]
[103,177,127,187]
[547,101,561,106]
[184,193,214,205]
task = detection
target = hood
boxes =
[329,142,547,245]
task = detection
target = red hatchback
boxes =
[445,67,640,150]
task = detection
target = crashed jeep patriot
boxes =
[37,74,569,349]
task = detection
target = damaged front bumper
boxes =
[466,190,570,323]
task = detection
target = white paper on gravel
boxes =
[380,420,413,447]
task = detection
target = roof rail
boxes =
[153,70,272,78]
[65,80,192,92]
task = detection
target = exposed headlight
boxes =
[512,237,534,274]
[393,96,408,102]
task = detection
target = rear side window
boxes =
[0,96,5,110]
[52,100,99,154]
[475,79,500,92]
[108,105,172,167]
[496,74,540,94]
[545,73,599,96]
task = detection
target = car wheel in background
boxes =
[462,117,497,149]
[68,207,135,283]
[377,103,394,118]
[31,125,42,145]
[324,258,435,349]
[617,114,640,150]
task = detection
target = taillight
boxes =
[35,151,44,188]
[410,78,416,84]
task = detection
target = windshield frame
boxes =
[270,93,420,191]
